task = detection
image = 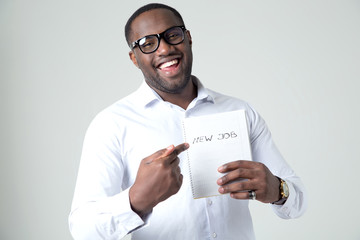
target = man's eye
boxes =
[142,42,154,48]
[167,33,179,39]
[139,38,156,49]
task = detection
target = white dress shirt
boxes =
[69,77,307,240]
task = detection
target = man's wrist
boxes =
[129,186,152,218]
[271,177,289,205]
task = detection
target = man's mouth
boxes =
[157,58,179,70]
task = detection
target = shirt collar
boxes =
[192,76,215,104]
[133,76,215,108]
[137,81,162,107]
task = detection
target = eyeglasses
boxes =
[131,26,186,54]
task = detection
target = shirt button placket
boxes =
[206,198,218,239]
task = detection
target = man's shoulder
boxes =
[98,91,139,118]
[88,89,140,125]
[200,87,261,121]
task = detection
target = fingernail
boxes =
[218,166,224,172]
[219,187,224,194]
[217,178,223,185]
[167,145,174,150]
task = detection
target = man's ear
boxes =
[129,51,139,68]
[186,30,192,46]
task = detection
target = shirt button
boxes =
[208,200,213,206]
[212,232,217,238]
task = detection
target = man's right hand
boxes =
[129,143,189,217]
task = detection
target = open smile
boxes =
[157,58,180,71]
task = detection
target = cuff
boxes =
[270,180,296,219]
[100,188,149,235]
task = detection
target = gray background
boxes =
[1,0,359,239]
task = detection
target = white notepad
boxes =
[183,110,252,199]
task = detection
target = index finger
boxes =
[161,143,189,165]
[172,143,190,156]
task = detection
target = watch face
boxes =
[282,181,289,198]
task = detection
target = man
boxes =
[69,3,307,240]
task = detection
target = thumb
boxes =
[160,145,175,158]
[143,145,178,165]
[147,145,175,163]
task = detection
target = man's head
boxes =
[125,3,193,96]
[125,3,185,47]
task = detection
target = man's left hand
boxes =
[217,160,281,203]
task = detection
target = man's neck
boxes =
[156,77,197,110]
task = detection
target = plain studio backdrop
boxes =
[1,0,359,239]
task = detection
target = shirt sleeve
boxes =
[69,112,146,240]
[246,103,308,219]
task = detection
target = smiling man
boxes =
[69,3,307,240]
[128,7,195,109]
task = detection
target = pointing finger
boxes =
[143,145,175,164]
[172,143,190,156]
[159,145,176,158]
[162,143,189,165]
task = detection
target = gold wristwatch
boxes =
[272,178,289,205]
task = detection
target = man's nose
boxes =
[156,38,173,55]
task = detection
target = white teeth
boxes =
[159,59,178,69]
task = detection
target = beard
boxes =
[143,59,193,95]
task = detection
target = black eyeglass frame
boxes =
[130,25,187,54]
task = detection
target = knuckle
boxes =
[221,175,228,183]
[173,149,180,156]
[232,160,241,168]
[256,162,266,170]
[238,160,247,166]
[142,159,152,165]
[235,181,244,190]
[155,149,166,157]
[231,193,242,199]
[141,155,151,162]
[236,168,243,176]
[155,161,167,170]
[253,161,261,166]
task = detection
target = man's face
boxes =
[129,9,193,95]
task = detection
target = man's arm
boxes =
[216,103,307,218]
[69,143,188,240]
[69,113,189,239]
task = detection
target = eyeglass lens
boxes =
[138,26,185,53]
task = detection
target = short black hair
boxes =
[124,3,185,47]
